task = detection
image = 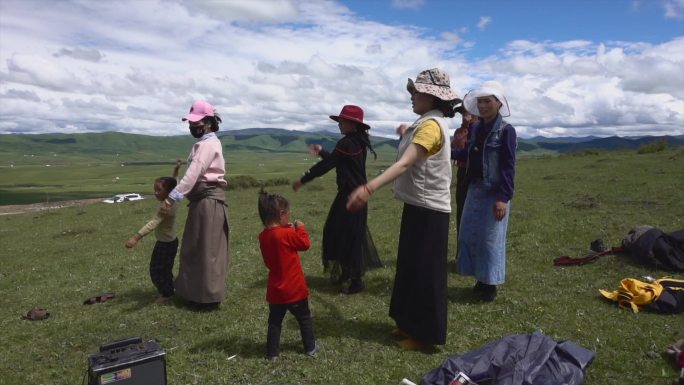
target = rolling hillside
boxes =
[0,129,682,164]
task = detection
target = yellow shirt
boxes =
[412,119,444,156]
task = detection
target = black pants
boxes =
[266,298,315,357]
[150,238,178,297]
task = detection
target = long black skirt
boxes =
[322,191,381,280]
[389,203,449,345]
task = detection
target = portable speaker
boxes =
[87,337,167,385]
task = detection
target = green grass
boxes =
[0,144,396,205]
[0,148,683,384]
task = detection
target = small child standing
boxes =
[257,189,319,361]
[125,160,182,303]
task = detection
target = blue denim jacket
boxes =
[470,114,508,189]
[451,114,516,201]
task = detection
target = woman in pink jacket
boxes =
[161,100,229,310]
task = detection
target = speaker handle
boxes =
[99,337,143,352]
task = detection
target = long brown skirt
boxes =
[175,183,229,304]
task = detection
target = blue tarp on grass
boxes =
[420,331,595,385]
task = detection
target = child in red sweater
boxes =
[258,189,319,361]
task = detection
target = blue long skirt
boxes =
[456,181,510,285]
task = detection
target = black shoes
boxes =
[188,301,220,311]
[331,272,350,286]
[474,281,497,302]
[340,279,365,294]
[305,344,320,356]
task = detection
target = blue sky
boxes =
[344,0,684,57]
[0,0,682,138]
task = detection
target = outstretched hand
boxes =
[396,124,409,136]
[292,179,303,191]
[125,234,140,248]
[308,144,322,156]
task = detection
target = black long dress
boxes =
[300,133,381,281]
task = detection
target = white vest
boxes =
[393,110,452,213]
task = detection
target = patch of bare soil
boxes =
[0,198,103,216]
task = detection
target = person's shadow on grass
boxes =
[190,335,264,359]
[308,278,406,349]
[448,285,484,305]
[117,287,159,312]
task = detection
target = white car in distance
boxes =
[103,193,144,203]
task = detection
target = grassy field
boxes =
[0,148,683,384]
[0,146,397,205]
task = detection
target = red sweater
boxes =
[259,224,311,304]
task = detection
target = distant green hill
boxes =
[521,135,684,153]
[0,130,399,165]
[1,129,682,165]
[0,132,195,164]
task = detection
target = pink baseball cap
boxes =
[182,100,215,122]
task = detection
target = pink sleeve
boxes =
[171,143,209,199]
[169,139,225,201]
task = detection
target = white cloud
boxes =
[442,31,463,44]
[477,16,492,31]
[663,0,684,19]
[53,48,104,62]
[469,37,684,137]
[0,0,682,139]
[633,0,684,19]
[183,0,300,22]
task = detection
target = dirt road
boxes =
[0,198,103,216]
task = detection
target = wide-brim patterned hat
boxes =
[463,80,511,117]
[407,68,460,102]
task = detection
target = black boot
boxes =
[331,269,349,286]
[478,284,497,302]
[341,279,365,294]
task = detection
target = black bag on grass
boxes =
[622,226,684,272]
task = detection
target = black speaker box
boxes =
[87,337,167,385]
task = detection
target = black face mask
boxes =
[189,124,206,138]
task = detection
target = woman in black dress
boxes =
[293,105,380,294]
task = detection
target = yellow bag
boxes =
[599,278,664,313]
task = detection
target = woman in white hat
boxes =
[160,100,230,310]
[348,68,459,350]
[453,81,517,302]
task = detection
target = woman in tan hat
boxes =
[348,69,459,349]
[293,105,381,294]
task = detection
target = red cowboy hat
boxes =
[329,105,371,130]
